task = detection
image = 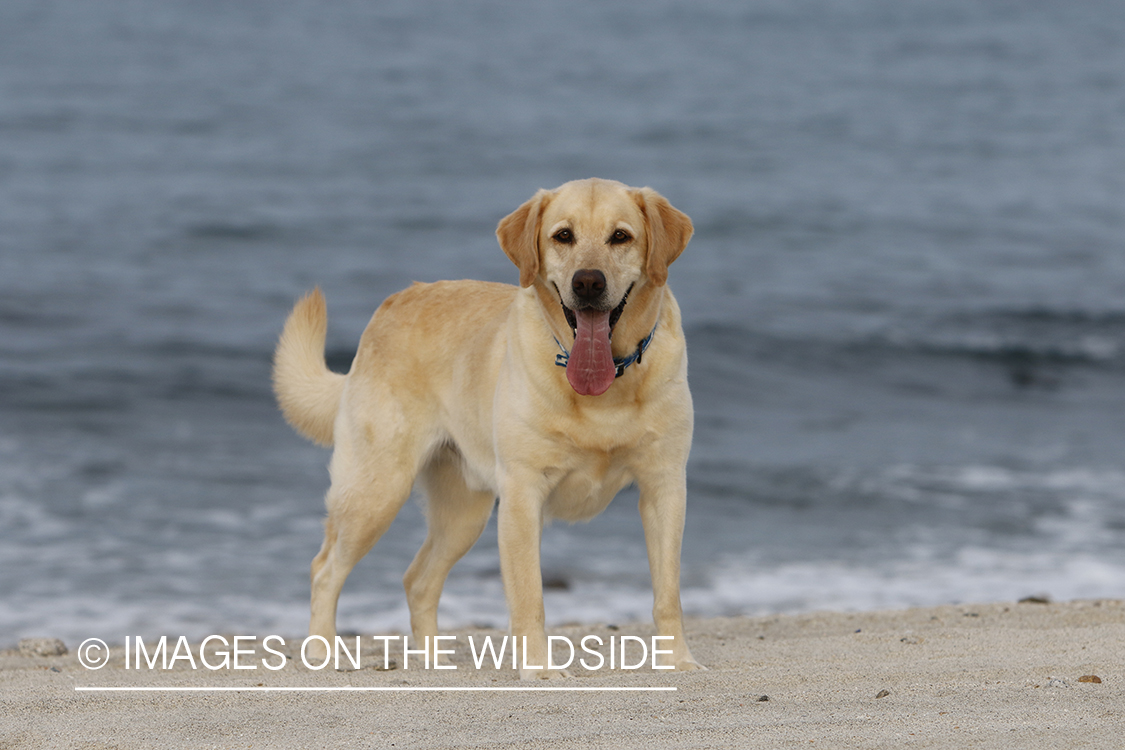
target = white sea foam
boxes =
[4,461,1125,646]
[680,548,1125,618]
[14,538,1123,649]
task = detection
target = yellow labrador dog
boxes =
[273,178,701,678]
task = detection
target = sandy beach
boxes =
[2,599,1120,749]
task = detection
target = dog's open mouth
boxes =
[555,283,632,397]
[560,284,631,340]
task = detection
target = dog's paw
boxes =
[653,651,707,672]
[519,667,572,681]
[303,640,330,664]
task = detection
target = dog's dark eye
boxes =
[609,229,631,244]
[553,229,573,244]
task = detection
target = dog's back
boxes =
[273,281,518,449]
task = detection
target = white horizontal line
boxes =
[75,686,676,693]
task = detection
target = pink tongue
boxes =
[566,308,616,396]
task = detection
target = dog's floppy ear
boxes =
[634,187,693,287]
[497,189,551,288]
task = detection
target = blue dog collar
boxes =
[553,323,658,379]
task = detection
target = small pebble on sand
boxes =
[1078,675,1102,684]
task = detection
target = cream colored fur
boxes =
[273,178,702,678]
[272,288,345,447]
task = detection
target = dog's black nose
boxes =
[571,269,606,301]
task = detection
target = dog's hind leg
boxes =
[403,447,495,657]
[307,424,420,663]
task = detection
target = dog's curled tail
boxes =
[272,288,345,447]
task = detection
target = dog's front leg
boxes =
[637,467,705,671]
[496,473,568,680]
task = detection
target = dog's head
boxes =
[496,178,692,396]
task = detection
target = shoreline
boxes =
[2,599,1121,748]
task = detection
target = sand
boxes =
[2,599,1121,749]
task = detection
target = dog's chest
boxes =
[542,452,634,522]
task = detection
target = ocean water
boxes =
[2,0,1124,645]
